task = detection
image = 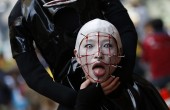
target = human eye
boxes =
[104,43,113,48]
[84,44,93,49]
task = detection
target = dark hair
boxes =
[146,18,164,32]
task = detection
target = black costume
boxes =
[8,0,168,110]
[75,74,169,110]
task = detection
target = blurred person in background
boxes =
[0,53,12,110]
[142,18,170,89]
[0,0,10,41]
[0,0,12,60]
[0,71,12,110]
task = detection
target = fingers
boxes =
[80,79,91,89]
[101,76,120,95]
[104,79,120,95]
[80,76,120,95]
[101,76,115,87]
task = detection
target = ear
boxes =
[74,49,81,64]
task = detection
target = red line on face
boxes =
[98,32,100,56]
[86,36,89,74]
[77,32,118,82]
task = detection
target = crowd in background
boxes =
[1,0,170,110]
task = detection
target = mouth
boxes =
[92,62,106,77]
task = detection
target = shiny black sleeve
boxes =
[15,52,77,107]
[8,0,77,107]
[101,0,138,82]
[8,0,34,56]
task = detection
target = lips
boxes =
[92,63,106,77]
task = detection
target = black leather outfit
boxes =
[8,0,168,110]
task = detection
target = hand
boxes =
[80,76,120,95]
[101,76,120,95]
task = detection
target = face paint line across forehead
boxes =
[78,32,111,49]
[78,32,112,47]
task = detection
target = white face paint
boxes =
[74,19,122,83]
[75,32,120,83]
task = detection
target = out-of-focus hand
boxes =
[101,76,120,95]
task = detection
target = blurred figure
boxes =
[123,0,150,42]
[9,70,28,110]
[142,18,170,89]
[1,55,28,110]
[0,0,12,60]
[0,53,12,110]
[0,71,12,110]
[0,0,10,41]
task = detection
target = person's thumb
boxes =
[80,79,91,89]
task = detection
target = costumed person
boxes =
[142,18,170,89]
[74,18,169,110]
[8,0,137,109]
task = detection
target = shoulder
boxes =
[132,74,161,98]
[8,0,36,26]
[132,74,169,109]
[132,74,157,90]
[8,0,22,26]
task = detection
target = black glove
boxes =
[75,83,104,110]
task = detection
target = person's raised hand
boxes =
[101,76,120,95]
[80,76,120,95]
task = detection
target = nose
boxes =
[94,51,103,60]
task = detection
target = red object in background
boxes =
[142,33,170,80]
[160,88,170,109]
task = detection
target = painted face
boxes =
[75,32,120,83]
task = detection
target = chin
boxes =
[92,78,105,83]
[88,76,108,83]
[89,79,97,83]
[98,76,110,83]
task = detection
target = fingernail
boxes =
[110,75,115,78]
[116,77,120,80]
